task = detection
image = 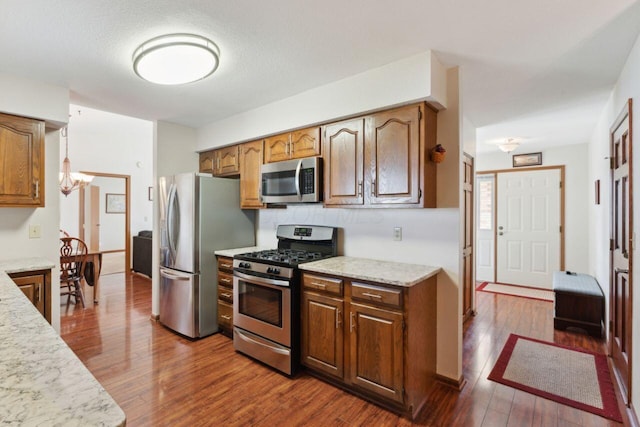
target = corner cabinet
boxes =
[10,269,52,323]
[199,146,240,177]
[323,103,437,208]
[216,256,234,336]
[264,126,321,163]
[301,272,437,419]
[239,139,265,209]
[0,113,45,207]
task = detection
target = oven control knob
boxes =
[239,262,251,269]
[266,267,280,275]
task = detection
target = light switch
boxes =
[29,224,41,239]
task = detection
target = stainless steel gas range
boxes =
[232,224,338,375]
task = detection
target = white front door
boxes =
[476,175,495,282]
[496,169,561,289]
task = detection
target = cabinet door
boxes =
[366,105,420,205]
[12,274,45,317]
[301,291,344,379]
[0,113,44,207]
[323,119,364,206]
[199,151,216,173]
[215,145,240,176]
[349,302,404,403]
[239,140,265,208]
[264,133,291,163]
[290,127,321,159]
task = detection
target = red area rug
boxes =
[488,334,622,422]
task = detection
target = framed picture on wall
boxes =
[512,152,542,167]
[105,193,126,213]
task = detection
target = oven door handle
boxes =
[235,328,290,355]
[234,270,290,288]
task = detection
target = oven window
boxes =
[262,170,297,196]
[237,281,283,327]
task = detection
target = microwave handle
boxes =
[295,159,303,200]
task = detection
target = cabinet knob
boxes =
[371,179,376,196]
[350,312,355,333]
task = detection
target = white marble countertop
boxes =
[214,246,270,258]
[299,256,442,287]
[0,258,126,426]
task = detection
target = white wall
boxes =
[0,74,68,332]
[59,105,153,240]
[196,53,463,382]
[588,31,640,413]
[152,121,199,316]
[197,51,447,150]
[476,143,590,274]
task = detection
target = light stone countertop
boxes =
[299,256,442,287]
[214,246,270,258]
[0,258,126,426]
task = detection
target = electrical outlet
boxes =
[393,227,402,241]
[29,224,41,239]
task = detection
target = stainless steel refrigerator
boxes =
[158,172,255,338]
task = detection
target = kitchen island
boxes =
[0,258,126,426]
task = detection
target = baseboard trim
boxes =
[150,313,159,322]
[435,373,466,391]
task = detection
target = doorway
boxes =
[79,172,131,272]
[476,166,564,288]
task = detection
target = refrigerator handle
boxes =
[160,268,191,281]
[167,184,178,263]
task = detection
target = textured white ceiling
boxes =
[1,0,639,152]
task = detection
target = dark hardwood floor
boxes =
[60,274,627,426]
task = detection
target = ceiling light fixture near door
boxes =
[498,138,520,153]
[132,34,220,85]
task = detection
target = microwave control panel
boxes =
[301,168,315,195]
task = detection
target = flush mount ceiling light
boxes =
[498,138,520,153]
[132,34,220,85]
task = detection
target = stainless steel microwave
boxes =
[260,157,322,204]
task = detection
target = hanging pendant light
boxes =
[59,126,93,196]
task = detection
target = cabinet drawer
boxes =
[218,271,234,288]
[351,282,402,308]
[217,257,234,272]
[303,274,343,296]
[218,300,233,329]
[218,284,233,303]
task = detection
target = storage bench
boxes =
[553,271,604,338]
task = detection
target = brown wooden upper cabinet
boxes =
[323,103,437,208]
[239,139,265,209]
[200,145,240,176]
[0,113,45,207]
[264,126,321,163]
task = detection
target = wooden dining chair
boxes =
[60,237,88,308]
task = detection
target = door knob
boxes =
[498,226,504,230]
[498,232,504,236]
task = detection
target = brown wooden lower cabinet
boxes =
[217,256,234,337]
[301,272,436,419]
[10,269,52,324]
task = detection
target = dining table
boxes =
[83,250,104,303]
